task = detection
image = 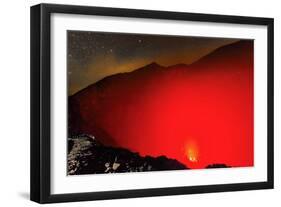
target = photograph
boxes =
[67,31,254,175]
[30,3,273,203]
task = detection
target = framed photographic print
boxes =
[30,3,274,203]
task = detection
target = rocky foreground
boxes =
[67,135,188,175]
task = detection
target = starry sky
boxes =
[67,31,238,95]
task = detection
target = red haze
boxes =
[69,40,254,169]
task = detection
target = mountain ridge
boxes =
[70,40,249,97]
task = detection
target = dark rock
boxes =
[205,163,230,169]
[67,135,188,175]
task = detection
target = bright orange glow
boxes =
[184,141,199,165]
[187,149,198,162]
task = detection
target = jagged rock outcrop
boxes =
[68,135,188,175]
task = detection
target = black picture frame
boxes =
[30,3,274,204]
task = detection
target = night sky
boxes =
[67,31,238,95]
